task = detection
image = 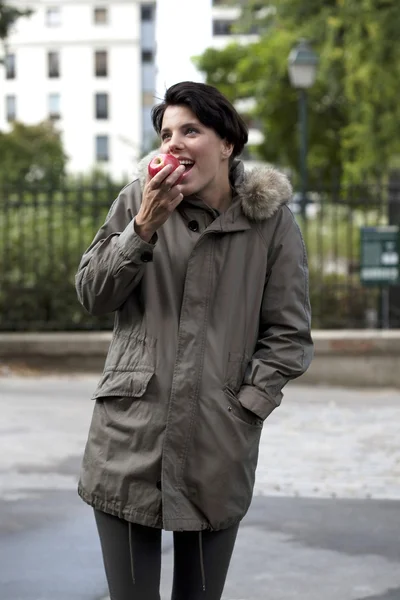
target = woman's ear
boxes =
[221,140,234,160]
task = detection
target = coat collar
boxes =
[136,151,292,222]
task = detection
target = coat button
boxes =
[188,220,199,232]
[140,250,153,263]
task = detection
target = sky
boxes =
[155,0,213,99]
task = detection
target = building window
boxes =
[213,20,233,36]
[6,95,16,122]
[48,51,60,78]
[141,5,154,21]
[95,50,108,77]
[94,7,108,24]
[141,50,154,63]
[48,93,61,120]
[96,135,109,161]
[46,7,61,26]
[5,54,16,79]
[95,93,109,119]
[249,23,261,35]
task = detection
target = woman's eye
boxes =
[161,133,171,141]
[186,128,198,135]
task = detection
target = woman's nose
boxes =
[168,136,184,153]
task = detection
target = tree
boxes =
[0,121,68,185]
[0,1,32,49]
[195,0,400,184]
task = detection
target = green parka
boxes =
[76,158,313,531]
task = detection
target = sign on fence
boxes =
[360,226,400,286]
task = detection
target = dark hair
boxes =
[151,81,248,159]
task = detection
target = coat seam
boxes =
[255,207,283,250]
[102,366,154,374]
[112,331,156,344]
[178,240,215,484]
[175,240,215,524]
[255,209,283,276]
[78,487,161,518]
[289,208,310,370]
[161,246,195,524]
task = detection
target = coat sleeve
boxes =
[238,205,314,420]
[75,180,156,316]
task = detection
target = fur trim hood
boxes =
[136,151,292,222]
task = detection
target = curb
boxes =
[1,330,400,387]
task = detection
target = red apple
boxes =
[148,153,183,184]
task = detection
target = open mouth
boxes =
[179,160,195,178]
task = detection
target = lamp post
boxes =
[288,39,318,219]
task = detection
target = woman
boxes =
[76,81,313,600]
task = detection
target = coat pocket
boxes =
[92,332,156,399]
[223,386,263,428]
[225,352,250,393]
[93,369,154,399]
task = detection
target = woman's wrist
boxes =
[134,216,156,243]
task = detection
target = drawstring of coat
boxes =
[199,531,206,592]
[128,521,136,586]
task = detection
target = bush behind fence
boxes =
[0,179,397,331]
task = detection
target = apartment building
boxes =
[211,0,260,50]
[0,0,156,179]
[211,0,265,153]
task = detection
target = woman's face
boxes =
[159,104,233,199]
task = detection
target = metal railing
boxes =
[1,178,400,331]
[0,180,120,331]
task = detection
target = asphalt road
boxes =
[0,375,399,600]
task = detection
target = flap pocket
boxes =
[92,369,154,400]
[93,331,156,400]
[104,332,156,372]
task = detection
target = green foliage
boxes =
[195,0,400,184]
[309,270,378,329]
[0,121,67,186]
[0,180,383,330]
[296,197,385,328]
[0,0,32,42]
[0,183,121,330]
[66,167,127,191]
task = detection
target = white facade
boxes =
[211,4,259,50]
[0,0,264,179]
[0,0,156,180]
[155,0,212,98]
[210,1,265,151]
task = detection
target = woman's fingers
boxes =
[140,164,184,231]
[147,164,174,188]
[148,164,185,191]
[168,184,183,202]
[169,192,184,211]
[167,165,185,187]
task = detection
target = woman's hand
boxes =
[135,163,185,242]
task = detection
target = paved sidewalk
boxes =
[256,385,400,500]
[0,375,400,600]
[0,376,399,502]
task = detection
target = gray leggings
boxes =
[94,509,239,600]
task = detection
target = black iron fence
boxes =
[1,177,400,331]
[0,180,120,331]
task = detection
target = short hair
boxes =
[151,81,249,159]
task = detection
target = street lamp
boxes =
[288,39,318,219]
